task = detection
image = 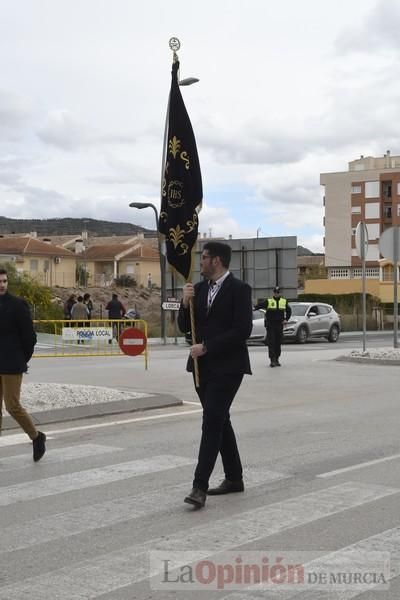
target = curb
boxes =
[335,356,400,366]
[3,393,182,431]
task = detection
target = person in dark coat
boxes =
[262,286,292,367]
[178,242,253,509]
[0,268,46,461]
[106,293,126,343]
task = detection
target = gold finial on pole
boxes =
[169,37,180,63]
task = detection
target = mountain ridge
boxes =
[0,216,153,236]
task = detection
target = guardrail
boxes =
[32,319,148,368]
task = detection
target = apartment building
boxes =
[321,151,400,281]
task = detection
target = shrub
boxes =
[114,274,137,287]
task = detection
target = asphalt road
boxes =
[1,337,399,598]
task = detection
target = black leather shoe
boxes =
[270,361,275,367]
[207,479,244,495]
[33,431,46,462]
[184,487,206,508]
[275,359,281,366]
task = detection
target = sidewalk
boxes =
[2,391,182,432]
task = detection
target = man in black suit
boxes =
[0,268,46,461]
[178,242,253,509]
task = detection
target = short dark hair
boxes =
[203,242,231,268]
[83,293,90,300]
[0,268,8,277]
[112,293,118,299]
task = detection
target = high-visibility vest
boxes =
[266,297,287,310]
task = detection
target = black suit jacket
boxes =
[0,292,37,374]
[178,273,252,376]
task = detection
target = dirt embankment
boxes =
[52,285,162,326]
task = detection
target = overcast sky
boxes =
[1,0,399,251]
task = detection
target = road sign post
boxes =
[355,222,369,351]
[379,226,400,348]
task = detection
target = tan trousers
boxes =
[0,374,38,440]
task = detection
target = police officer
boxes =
[264,286,291,367]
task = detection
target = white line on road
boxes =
[0,482,397,598]
[222,526,400,599]
[0,407,203,446]
[0,444,122,470]
[0,466,288,554]
[0,433,55,447]
[317,453,400,478]
[0,455,195,506]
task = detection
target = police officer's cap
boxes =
[273,286,280,293]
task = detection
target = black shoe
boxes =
[207,479,244,495]
[270,361,275,367]
[275,359,281,366]
[33,431,46,462]
[184,487,206,508]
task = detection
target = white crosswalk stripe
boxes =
[221,527,400,599]
[0,455,195,506]
[1,432,399,600]
[0,444,122,470]
[0,481,397,598]
[0,467,288,554]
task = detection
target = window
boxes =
[329,268,350,279]
[317,305,331,315]
[351,185,362,194]
[384,206,392,219]
[366,245,380,261]
[43,260,50,272]
[397,205,400,217]
[126,264,135,274]
[365,181,379,198]
[365,202,380,219]
[382,181,392,198]
[351,206,361,214]
[366,223,380,240]
[352,267,379,279]
[30,259,38,271]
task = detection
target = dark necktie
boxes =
[207,281,218,310]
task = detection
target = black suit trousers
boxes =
[193,372,243,491]
[267,322,283,360]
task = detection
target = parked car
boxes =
[186,309,268,345]
[283,302,341,343]
[248,309,267,344]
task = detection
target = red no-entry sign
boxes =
[119,327,147,356]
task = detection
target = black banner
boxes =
[158,60,202,281]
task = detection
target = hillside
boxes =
[0,216,154,236]
[53,285,163,335]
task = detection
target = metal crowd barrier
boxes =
[32,319,148,368]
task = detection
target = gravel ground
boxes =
[347,347,400,360]
[20,383,152,412]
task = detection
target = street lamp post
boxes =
[129,202,167,344]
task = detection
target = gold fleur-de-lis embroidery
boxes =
[168,225,190,255]
[169,136,181,159]
[180,151,190,170]
[186,213,198,232]
[169,224,185,249]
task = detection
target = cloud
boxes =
[337,0,400,55]
[37,110,138,151]
[0,90,32,139]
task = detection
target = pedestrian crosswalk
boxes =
[0,432,399,599]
